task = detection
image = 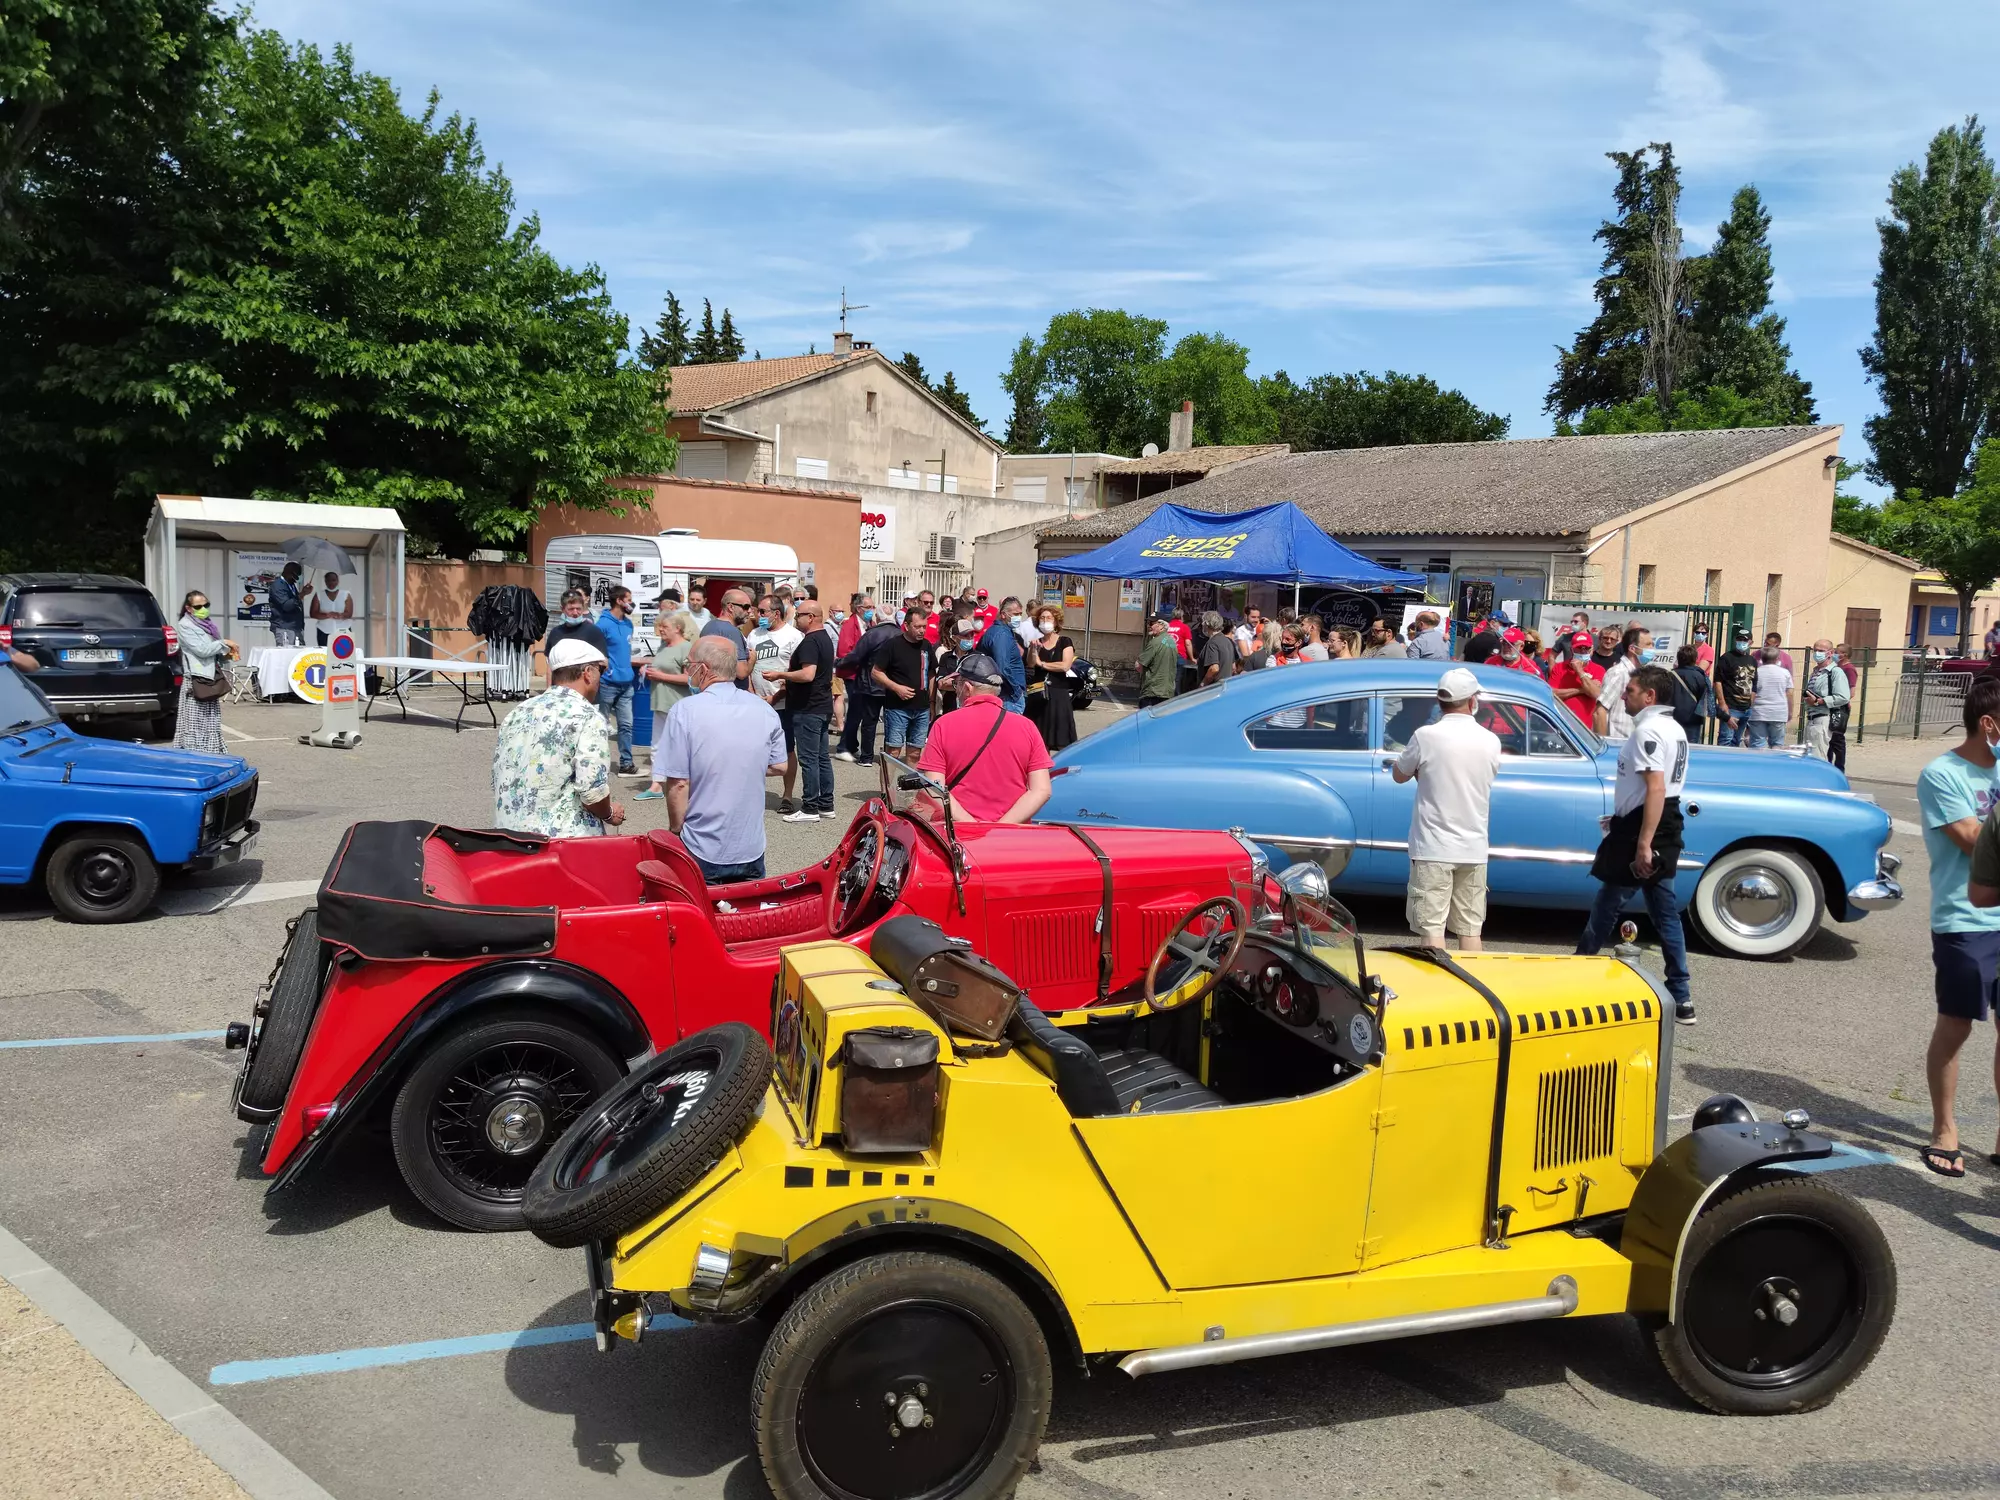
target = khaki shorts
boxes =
[1407,860,1488,940]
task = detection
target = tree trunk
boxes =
[1958,585,1976,657]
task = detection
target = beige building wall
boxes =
[1585,428,1841,637]
[1819,536,1918,658]
[996,452,1119,508]
[727,355,1004,496]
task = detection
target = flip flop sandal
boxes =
[1919,1145,1965,1178]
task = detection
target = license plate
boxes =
[59,648,123,663]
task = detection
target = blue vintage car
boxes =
[1042,660,1902,959]
[0,665,260,921]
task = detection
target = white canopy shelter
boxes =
[144,495,407,656]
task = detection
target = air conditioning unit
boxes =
[926,532,962,565]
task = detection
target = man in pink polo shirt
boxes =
[917,651,1052,823]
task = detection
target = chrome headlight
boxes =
[1227,828,1270,885]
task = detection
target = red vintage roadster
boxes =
[228,767,1262,1230]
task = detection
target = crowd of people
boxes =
[491,581,1073,878]
[1144,600,1858,765]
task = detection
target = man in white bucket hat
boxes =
[492,637,626,837]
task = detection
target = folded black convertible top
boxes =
[316,820,557,962]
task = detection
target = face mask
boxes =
[1694,632,1707,642]
[1639,648,1659,664]
[192,606,210,619]
[1038,619,1054,632]
[830,611,845,624]
[862,609,876,623]
[757,616,771,631]
[1813,650,1828,663]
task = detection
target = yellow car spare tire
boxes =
[522,1022,771,1248]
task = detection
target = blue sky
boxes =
[254,2,1998,491]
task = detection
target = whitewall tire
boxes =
[1690,844,1825,959]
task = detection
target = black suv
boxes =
[0,573,180,740]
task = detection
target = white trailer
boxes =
[542,529,801,641]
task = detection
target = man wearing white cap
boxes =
[1390,666,1501,952]
[492,637,626,837]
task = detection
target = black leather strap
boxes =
[1066,826,1116,1005]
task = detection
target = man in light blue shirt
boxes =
[1407,611,1451,660]
[594,587,641,774]
[978,601,1027,715]
[660,636,787,883]
[1916,676,2000,1177]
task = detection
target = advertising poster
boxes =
[859,504,897,560]
[231,550,292,622]
[1039,577,1063,607]
[1118,580,1145,612]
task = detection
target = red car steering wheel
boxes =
[828,802,889,936]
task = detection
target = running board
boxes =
[1117,1276,1579,1378]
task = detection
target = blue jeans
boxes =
[880,702,930,752]
[598,679,635,765]
[1742,717,1787,748]
[1577,880,1690,1004]
[843,696,881,762]
[696,854,766,885]
[1715,710,1741,747]
[793,711,832,812]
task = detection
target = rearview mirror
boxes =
[897,773,927,792]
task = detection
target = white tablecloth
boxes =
[250,646,371,700]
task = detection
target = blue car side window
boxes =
[1381,694,1441,752]
[1245,696,1369,752]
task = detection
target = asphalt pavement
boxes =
[1,691,1997,1500]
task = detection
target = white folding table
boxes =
[363,657,507,732]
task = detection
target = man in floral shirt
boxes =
[492,639,626,837]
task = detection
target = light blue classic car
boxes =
[1041,661,1902,959]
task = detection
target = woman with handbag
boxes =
[174,590,238,753]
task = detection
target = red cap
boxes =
[976,588,989,599]
[1503,627,1525,645]
[1570,631,1593,652]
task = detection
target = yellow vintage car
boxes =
[522,875,1894,1500]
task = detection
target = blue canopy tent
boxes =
[1051,500,1424,590]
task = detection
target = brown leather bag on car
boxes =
[869,913,1023,1041]
[838,1026,939,1154]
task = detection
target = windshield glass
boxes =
[0,666,59,733]
[16,589,161,628]
[1288,891,1369,996]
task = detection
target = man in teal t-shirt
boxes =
[1915,675,2000,1178]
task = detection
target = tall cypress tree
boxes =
[1685,187,1816,423]
[636,290,690,370]
[1860,116,2000,500]
[716,306,745,361]
[690,297,719,363]
[1547,145,1690,423]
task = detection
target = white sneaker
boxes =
[783,809,819,823]
[832,750,856,762]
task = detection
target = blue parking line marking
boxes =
[0,1030,225,1051]
[209,1312,687,1386]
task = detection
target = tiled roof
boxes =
[664,353,844,413]
[1040,426,1840,541]
[1100,444,1291,476]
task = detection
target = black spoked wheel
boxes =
[46,831,160,924]
[391,1012,624,1232]
[1656,1178,1895,1415]
[755,1251,1050,1500]
[523,1024,771,1248]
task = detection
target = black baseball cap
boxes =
[956,651,1004,687]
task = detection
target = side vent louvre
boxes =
[1534,1060,1618,1171]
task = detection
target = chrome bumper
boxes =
[1848,851,1904,913]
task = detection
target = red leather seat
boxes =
[421,839,478,905]
[643,830,711,905]
[636,859,699,904]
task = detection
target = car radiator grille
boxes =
[1533,1059,1618,1172]
[206,773,260,840]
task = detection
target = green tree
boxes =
[1002,308,1167,454]
[1830,461,1885,546]
[1000,335,1044,451]
[691,298,719,362]
[893,351,985,431]
[1148,331,1274,445]
[1266,370,1507,449]
[636,290,691,370]
[716,306,745,361]
[1,26,674,569]
[1876,441,2000,653]
[1684,186,1817,423]
[1548,144,1691,423]
[1860,117,2000,502]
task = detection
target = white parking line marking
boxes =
[156,879,320,917]
[220,723,256,742]
[0,1030,225,1051]
[208,1313,688,1386]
